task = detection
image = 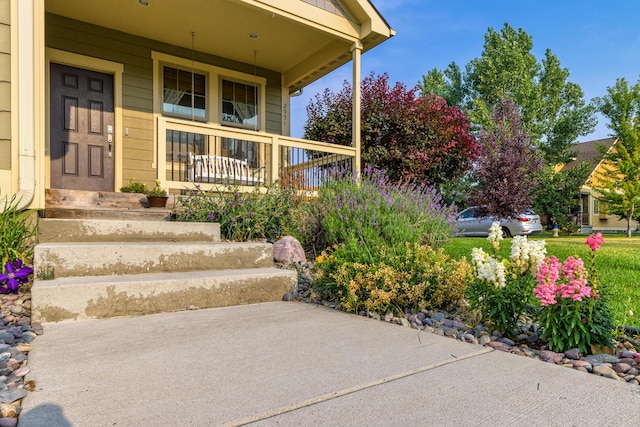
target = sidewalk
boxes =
[20,302,640,426]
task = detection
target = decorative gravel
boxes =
[0,291,40,427]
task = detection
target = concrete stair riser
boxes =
[37,218,221,243]
[33,242,274,278]
[31,268,298,323]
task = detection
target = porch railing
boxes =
[157,117,355,194]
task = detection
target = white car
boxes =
[456,207,543,237]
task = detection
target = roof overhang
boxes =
[45,0,394,92]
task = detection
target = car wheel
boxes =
[501,227,512,238]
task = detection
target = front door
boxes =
[50,63,115,191]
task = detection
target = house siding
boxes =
[46,13,282,183]
[0,0,10,170]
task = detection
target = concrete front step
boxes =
[37,218,220,243]
[31,267,298,322]
[41,207,172,221]
[33,241,273,279]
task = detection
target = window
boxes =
[163,66,206,119]
[221,80,258,128]
[593,199,599,215]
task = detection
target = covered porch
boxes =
[6,0,394,209]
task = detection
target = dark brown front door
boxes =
[50,63,115,191]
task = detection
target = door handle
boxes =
[107,125,113,158]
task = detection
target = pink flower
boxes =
[586,232,605,251]
[534,256,561,306]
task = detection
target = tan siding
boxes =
[0,0,9,26]
[0,139,9,169]
[0,24,8,54]
[47,13,283,180]
[0,110,8,140]
[0,52,8,81]
[265,82,282,134]
[0,81,9,111]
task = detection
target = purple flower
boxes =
[0,260,33,294]
[249,211,254,216]
[234,193,240,198]
[208,213,215,220]
[229,202,235,207]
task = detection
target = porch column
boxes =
[351,41,363,179]
[12,0,44,209]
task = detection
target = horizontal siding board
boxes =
[0,111,9,140]
[0,53,9,81]
[123,74,153,90]
[0,139,9,169]
[0,0,9,26]
[122,115,153,131]
[0,82,9,110]
[0,23,9,54]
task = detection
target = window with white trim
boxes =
[163,66,206,120]
[221,79,258,129]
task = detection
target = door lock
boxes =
[107,125,113,158]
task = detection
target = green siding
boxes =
[0,0,10,170]
[46,13,283,181]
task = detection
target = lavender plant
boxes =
[304,167,457,256]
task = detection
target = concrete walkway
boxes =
[19,302,640,426]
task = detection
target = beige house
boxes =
[559,138,639,233]
[0,0,394,210]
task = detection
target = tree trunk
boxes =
[627,215,632,238]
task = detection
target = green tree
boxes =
[420,23,596,165]
[593,78,640,237]
[533,164,590,229]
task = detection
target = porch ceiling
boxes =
[45,0,393,92]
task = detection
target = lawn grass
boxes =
[443,233,640,328]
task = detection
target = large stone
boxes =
[272,236,306,264]
[540,350,563,364]
[564,348,581,360]
[593,364,622,381]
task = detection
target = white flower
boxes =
[494,259,507,288]
[487,221,503,251]
[472,247,506,288]
[509,236,547,276]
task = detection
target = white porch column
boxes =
[11,0,44,209]
[351,41,362,179]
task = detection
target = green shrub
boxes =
[120,179,147,194]
[313,241,472,315]
[0,194,36,266]
[172,183,297,241]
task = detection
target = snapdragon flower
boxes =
[487,221,503,252]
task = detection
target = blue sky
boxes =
[290,0,640,142]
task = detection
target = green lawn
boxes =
[443,233,640,328]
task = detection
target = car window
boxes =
[459,208,476,219]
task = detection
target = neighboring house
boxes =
[0,0,395,210]
[559,137,638,233]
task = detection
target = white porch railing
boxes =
[157,117,356,194]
